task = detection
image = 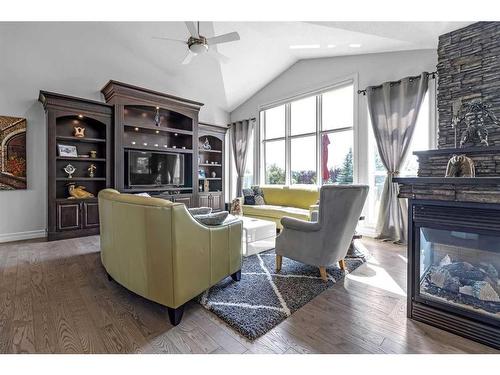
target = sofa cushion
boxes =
[242,204,310,221]
[242,188,255,205]
[252,186,266,205]
[260,186,319,209]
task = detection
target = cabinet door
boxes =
[57,202,81,231]
[83,201,100,228]
[199,194,210,208]
[174,196,192,208]
[210,193,223,212]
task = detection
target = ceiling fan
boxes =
[153,22,240,65]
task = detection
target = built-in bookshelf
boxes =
[101,81,203,204]
[197,123,227,211]
[39,91,113,241]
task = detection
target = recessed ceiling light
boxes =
[327,44,336,48]
[349,43,362,48]
[289,44,320,49]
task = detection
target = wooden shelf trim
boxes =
[56,136,106,143]
[124,124,192,135]
[124,146,193,154]
[56,157,106,162]
[199,163,222,167]
[56,177,107,181]
[198,149,222,153]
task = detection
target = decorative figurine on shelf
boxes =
[230,198,242,216]
[87,164,96,178]
[89,150,97,158]
[452,100,500,147]
[203,180,210,192]
[67,183,94,199]
[201,138,211,150]
[73,126,86,138]
[154,106,161,127]
[211,171,217,178]
[445,154,475,178]
[63,164,76,178]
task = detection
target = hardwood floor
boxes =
[0,236,497,354]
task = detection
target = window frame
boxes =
[259,77,357,186]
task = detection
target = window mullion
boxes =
[285,103,291,185]
[317,94,322,187]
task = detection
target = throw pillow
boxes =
[194,211,229,226]
[252,186,265,205]
[188,207,212,216]
[242,188,255,205]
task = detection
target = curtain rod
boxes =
[357,71,437,96]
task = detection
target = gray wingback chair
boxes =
[275,185,369,281]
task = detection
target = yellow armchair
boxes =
[98,189,242,325]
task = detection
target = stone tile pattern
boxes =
[437,22,500,148]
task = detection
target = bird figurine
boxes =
[67,183,94,199]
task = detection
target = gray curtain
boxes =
[367,72,429,243]
[230,119,254,196]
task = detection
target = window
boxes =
[366,93,430,227]
[260,82,354,186]
[291,135,316,184]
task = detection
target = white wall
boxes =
[0,22,230,241]
[230,49,438,189]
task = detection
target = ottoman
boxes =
[240,216,276,257]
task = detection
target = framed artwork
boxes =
[57,144,78,157]
[0,116,27,190]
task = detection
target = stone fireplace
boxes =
[394,22,500,349]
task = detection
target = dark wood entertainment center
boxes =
[40,81,227,241]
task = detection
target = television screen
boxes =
[127,150,185,187]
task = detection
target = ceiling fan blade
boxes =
[152,36,187,45]
[207,32,240,45]
[181,51,195,65]
[185,21,199,38]
[208,49,230,64]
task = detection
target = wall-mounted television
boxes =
[125,150,185,188]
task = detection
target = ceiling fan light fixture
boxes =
[189,43,208,55]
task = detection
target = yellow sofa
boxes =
[98,189,242,325]
[239,185,320,230]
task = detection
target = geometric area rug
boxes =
[197,248,368,340]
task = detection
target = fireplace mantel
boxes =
[394,177,500,185]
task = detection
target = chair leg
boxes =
[339,259,346,271]
[276,255,282,272]
[319,266,328,282]
[167,305,185,326]
[231,270,241,281]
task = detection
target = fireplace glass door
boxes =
[418,227,500,323]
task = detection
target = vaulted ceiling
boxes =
[147,21,471,112]
[1,22,472,118]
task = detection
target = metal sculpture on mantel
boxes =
[452,100,500,147]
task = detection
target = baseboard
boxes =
[0,229,47,243]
